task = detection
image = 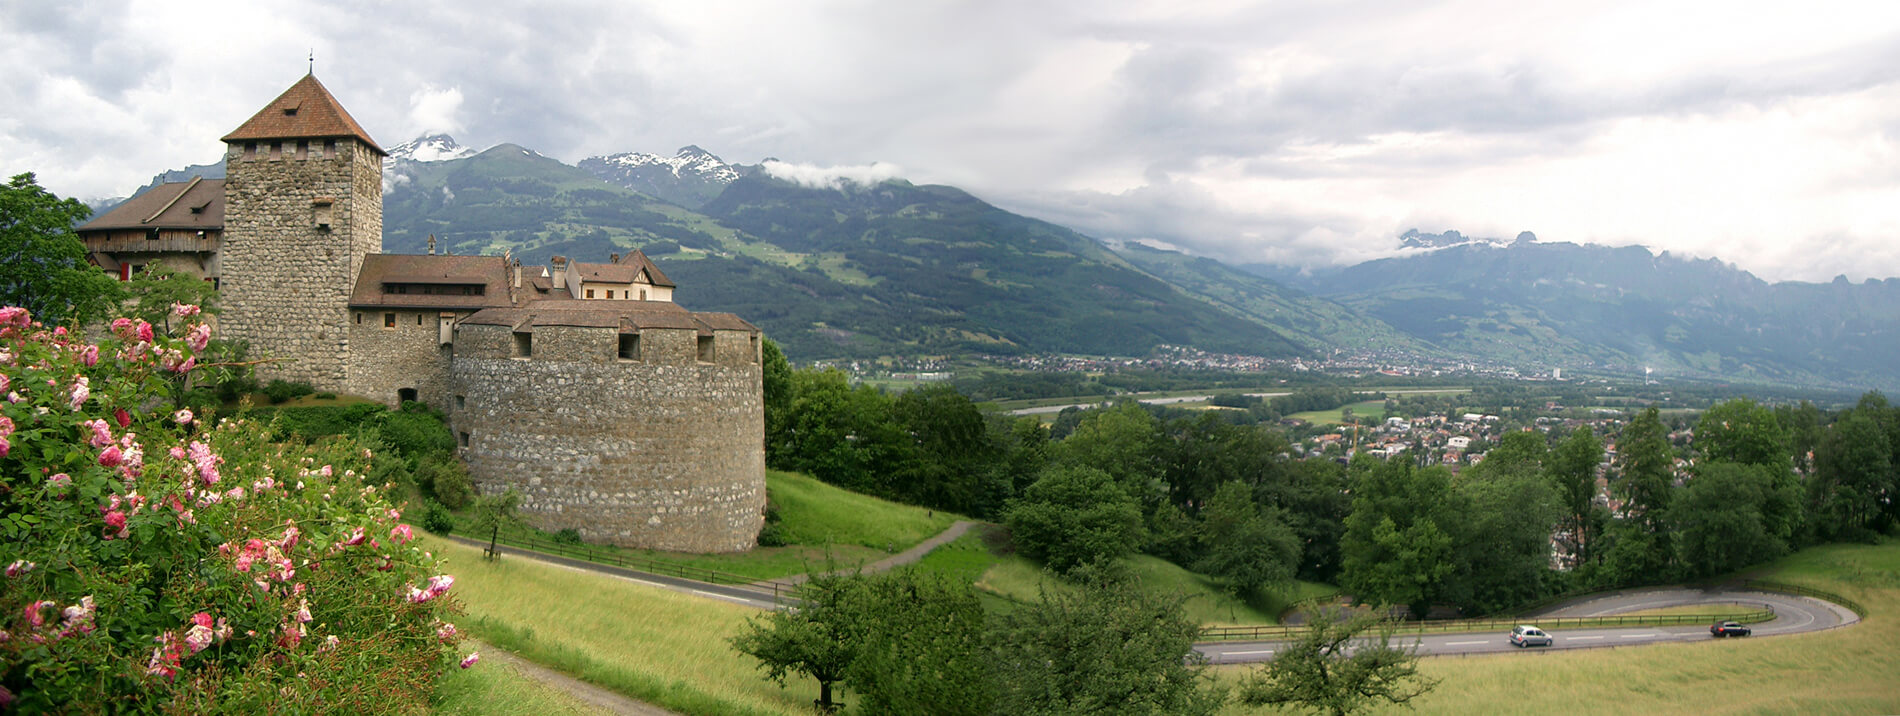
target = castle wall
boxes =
[449,323,766,552]
[348,309,456,410]
[218,139,381,391]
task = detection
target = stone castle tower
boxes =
[218,74,385,390]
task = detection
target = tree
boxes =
[892,383,1004,515]
[0,173,124,326]
[127,264,220,333]
[1004,465,1146,573]
[988,567,1225,715]
[1339,460,1456,618]
[761,337,793,466]
[1549,426,1605,567]
[729,571,869,712]
[1695,399,1792,470]
[1810,409,1893,541]
[469,487,524,561]
[1193,481,1301,596]
[1056,401,1166,508]
[1239,609,1439,716]
[844,569,995,715]
[1673,462,1797,577]
[1616,407,1675,534]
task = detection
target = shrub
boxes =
[0,305,466,712]
[262,379,315,404]
[756,503,788,547]
[419,454,474,509]
[553,528,584,545]
[374,407,455,460]
[423,501,456,536]
[313,392,337,400]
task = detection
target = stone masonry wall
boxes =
[348,309,456,410]
[450,323,765,552]
[219,140,381,392]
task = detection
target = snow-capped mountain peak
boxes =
[578,145,757,208]
[386,134,479,163]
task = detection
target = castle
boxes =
[78,74,766,553]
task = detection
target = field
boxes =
[1289,399,1391,425]
[1215,539,1900,714]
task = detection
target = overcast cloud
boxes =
[4,0,1899,282]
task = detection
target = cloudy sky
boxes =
[6,1,1899,282]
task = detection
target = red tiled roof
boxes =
[222,74,384,155]
[78,177,224,232]
[571,251,675,288]
[350,254,515,310]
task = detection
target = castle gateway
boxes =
[79,74,766,552]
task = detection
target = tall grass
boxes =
[1216,538,1900,714]
[426,536,813,716]
[431,640,611,716]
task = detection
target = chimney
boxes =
[427,234,437,255]
[512,257,522,289]
[611,252,620,264]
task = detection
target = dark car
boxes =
[1710,621,1752,637]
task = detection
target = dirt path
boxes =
[754,520,979,588]
[474,639,678,715]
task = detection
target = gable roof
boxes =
[221,74,385,155]
[571,250,675,287]
[350,254,515,310]
[78,177,225,232]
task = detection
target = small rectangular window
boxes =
[355,313,361,325]
[417,314,424,325]
[606,290,614,299]
[454,394,465,410]
[618,334,640,361]
[514,331,532,358]
[585,288,595,299]
[384,313,395,328]
[458,432,470,448]
[697,335,714,362]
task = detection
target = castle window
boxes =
[618,334,640,361]
[296,140,308,158]
[398,388,418,404]
[585,288,595,299]
[606,290,614,299]
[312,199,334,231]
[245,142,257,158]
[639,289,647,301]
[513,331,533,358]
[697,335,714,363]
[326,139,338,157]
[418,314,424,326]
[458,432,470,448]
[750,335,760,363]
[454,394,465,410]
[384,313,395,328]
[355,312,361,325]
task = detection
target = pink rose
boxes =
[98,445,124,467]
[390,524,414,544]
[460,651,480,669]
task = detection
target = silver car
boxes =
[1510,625,1553,647]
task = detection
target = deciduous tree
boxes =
[0,173,124,326]
[1239,608,1438,716]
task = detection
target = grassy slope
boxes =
[1288,399,1391,425]
[488,470,959,581]
[429,536,813,716]
[432,640,612,716]
[973,552,1336,627]
[1217,539,1900,715]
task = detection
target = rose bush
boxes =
[0,305,463,713]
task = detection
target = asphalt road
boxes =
[1197,587,1856,665]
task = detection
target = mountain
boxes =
[375,146,1305,359]
[1108,242,1427,355]
[578,146,756,209]
[1272,236,1900,388]
[386,134,478,163]
[689,175,1306,359]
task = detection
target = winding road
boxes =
[1197,586,1858,665]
